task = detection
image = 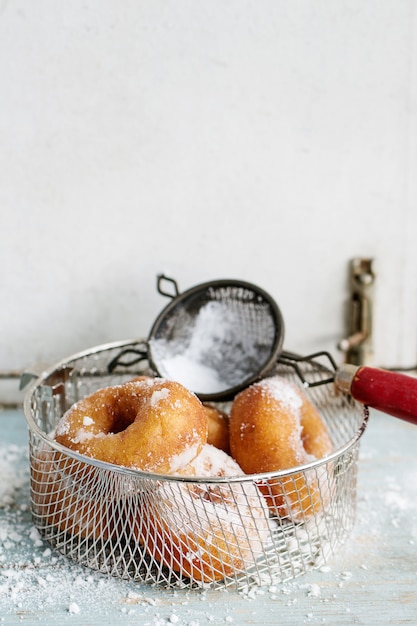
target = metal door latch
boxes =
[338,257,375,366]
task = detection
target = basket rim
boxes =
[23,337,369,484]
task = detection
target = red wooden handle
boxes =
[338,365,417,425]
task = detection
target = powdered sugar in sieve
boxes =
[148,298,277,397]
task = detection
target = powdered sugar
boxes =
[181,443,244,479]
[150,387,171,407]
[149,299,274,395]
[71,428,106,444]
[154,354,226,394]
[168,443,200,473]
[0,444,26,506]
[256,377,303,414]
[54,416,70,436]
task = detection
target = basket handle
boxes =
[335,364,417,425]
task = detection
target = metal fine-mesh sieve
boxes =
[124,275,284,401]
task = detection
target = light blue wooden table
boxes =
[1,405,416,625]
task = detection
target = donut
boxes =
[229,376,333,521]
[54,378,208,474]
[203,404,230,453]
[141,444,270,583]
[40,377,207,541]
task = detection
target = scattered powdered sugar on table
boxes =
[0,444,27,507]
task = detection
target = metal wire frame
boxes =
[24,339,368,590]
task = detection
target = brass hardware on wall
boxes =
[338,258,375,366]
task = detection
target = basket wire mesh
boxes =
[24,339,368,590]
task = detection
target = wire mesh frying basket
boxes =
[24,339,368,590]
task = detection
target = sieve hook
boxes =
[157,274,180,299]
[107,347,148,373]
[278,351,338,388]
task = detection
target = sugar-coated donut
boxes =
[203,404,230,453]
[54,378,208,474]
[229,376,333,521]
[141,444,270,583]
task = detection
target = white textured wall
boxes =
[1,1,417,402]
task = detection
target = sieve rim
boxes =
[147,278,285,401]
